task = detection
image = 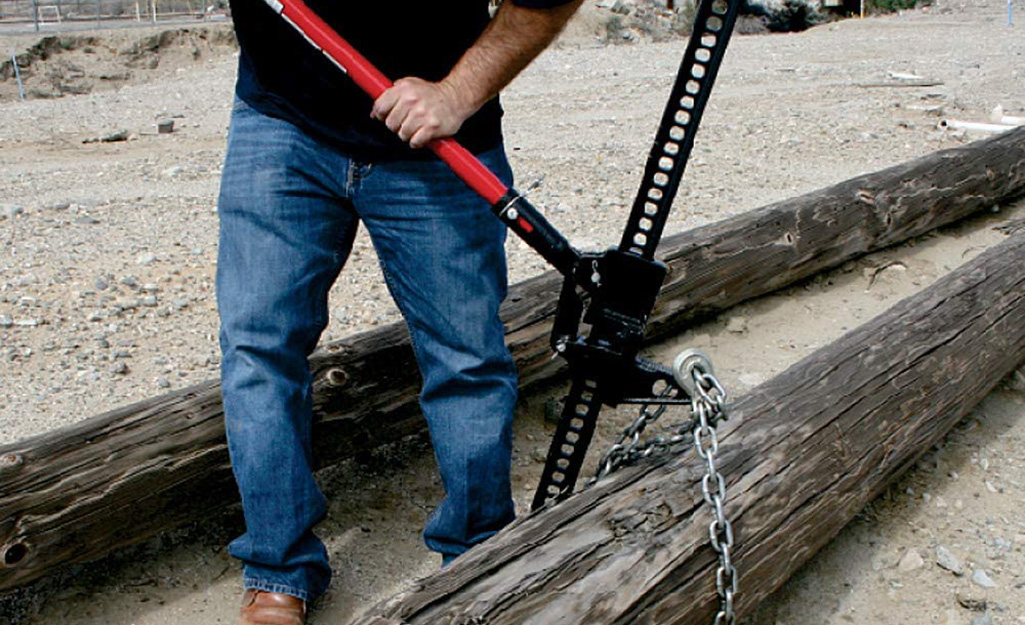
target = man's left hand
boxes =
[371,77,472,149]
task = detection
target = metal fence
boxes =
[0,0,228,29]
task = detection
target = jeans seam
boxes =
[377,259,424,359]
[243,578,314,602]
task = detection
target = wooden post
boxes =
[358,232,1025,625]
[1,129,1024,591]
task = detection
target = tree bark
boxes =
[1,128,1024,591]
[358,232,1025,625]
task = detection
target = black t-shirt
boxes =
[231,0,573,160]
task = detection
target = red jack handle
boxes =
[265,0,509,204]
[263,0,581,275]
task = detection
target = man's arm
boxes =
[371,0,583,149]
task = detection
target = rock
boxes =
[95,278,109,291]
[725,316,748,334]
[120,276,139,288]
[140,295,158,307]
[162,166,182,178]
[611,0,633,15]
[136,253,158,266]
[971,613,993,625]
[0,315,12,328]
[156,377,171,389]
[971,569,997,589]
[1,204,24,220]
[111,361,129,375]
[74,216,100,225]
[935,546,964,575]
[957,592,987,611]
[14,319,39,327]
[898,548,925,572]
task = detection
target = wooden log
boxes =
[359,232,1025,625]
[1,128,1024,592]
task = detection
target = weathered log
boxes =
[1,128,1024,592]
[358,232,1025,625]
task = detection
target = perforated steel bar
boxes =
[530,376,603,511]
[618,0,742,258]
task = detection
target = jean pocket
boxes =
[232,97,253,114]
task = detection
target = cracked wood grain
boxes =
[1,129,1024,591]
[358,232,1025,625]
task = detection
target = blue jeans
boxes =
[217,99,518,601]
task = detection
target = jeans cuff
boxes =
[243,578,315,603]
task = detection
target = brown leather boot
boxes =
[237,589,307,625]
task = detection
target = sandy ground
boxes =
[1,0,1024,623]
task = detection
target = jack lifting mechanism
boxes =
[262,0,744,621]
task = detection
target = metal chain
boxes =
[690,367,737,625]
[592,357,737,625]
[592,385,681,482]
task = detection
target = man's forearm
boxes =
[443,0,584,117]
[371,0,582,148]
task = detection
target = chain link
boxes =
[592,356,737,625]
[689,367,736,625]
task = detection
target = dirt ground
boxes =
[1,0,1023,623]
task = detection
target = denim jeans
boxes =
[217,99,518,601]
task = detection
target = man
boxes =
[218,0,582,622]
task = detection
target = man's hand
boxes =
[371,77,473,149]
[370,0,582,150]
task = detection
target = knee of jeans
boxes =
[420,347,517,401]
[220,287,328,355]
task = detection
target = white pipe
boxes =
[939,119,1016,134]
[993,115,1025,126]
[989,106,1025,126]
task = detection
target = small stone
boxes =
[171,298,189,310]
[984,481,998,494]
[97,338,110,349]
[87,311,103,322]
[112,361,129,375]
[725,316,748,334]
[94,278,109,291]
[898,548,925,572]
[46,201,70,211]
[74,215,100,225]
[0,204,24,220]
[971,613,993,625]
[99,129,130,143]
[0,315,12,327]
[957,592,987,611]
[156,377,171,389]
[14,318,39,327]
[136,253,158,266]
[935,546,964,575]
[971,569,997,589]
[140,295,158,307]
